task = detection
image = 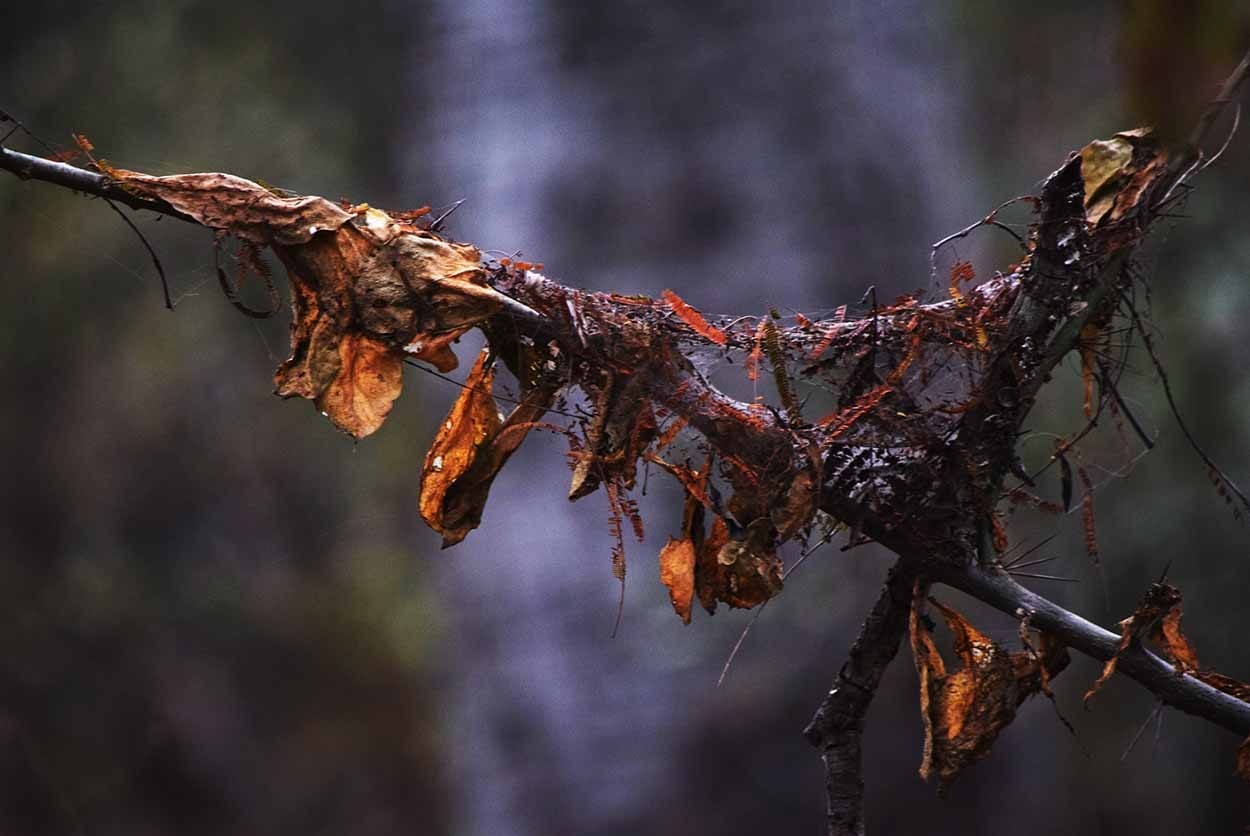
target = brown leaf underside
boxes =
[115,169,502,439]
[909,589,1068,790]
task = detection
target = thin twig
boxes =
[102,197,174,310]
[1121,700,1165,761]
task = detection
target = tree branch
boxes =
[0,146,196,222]
[803,561,917,836]
[935,562,1250,737]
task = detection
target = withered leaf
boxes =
[771,453,820,541]
[659,537,696,625]
[435,382,558,547]
[118,171,508,439]
[653,454,783,616]
[713,517,783,610]
[1079,581,1250,781]
[113,170,353,244]
[315,333,405,439]
[910,593,1067,789]
[1084,580,1185,705]
[1077,129,1168,227]
[696,515,728,615]
[267,208,501,434]
[1079,136,1134,222]
[419,350,502,543]
[1197,671,1250,704]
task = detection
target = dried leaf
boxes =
[435,383,558,546]
[113,169,354,245]
[1057,450,1074,513]
[419,351,502,542]
[1084,581,1184,704]
[659,537,697,624]
[272,220,499,435]
[771,456,819,542]
[1079,136,1134,223]
[910,594,1067,789]
[313,333,405,439]
[1077,130,1168,227]
[746,320,766,382]
[662,289,728,345]
[114,171,507,437]
[712,517,783,610]
[1077,466,1104,594]
[696,515,729,615]
[761,315,799,419]
[1079,323,1100,419]
[1197,671,1250,703]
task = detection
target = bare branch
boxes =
[803,561,917,836]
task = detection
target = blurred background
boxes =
[2,2,1249,834]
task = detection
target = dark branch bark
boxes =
[936,562,1250,737]
[0,146,197,222]
[803,561,917,836]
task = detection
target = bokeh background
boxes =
[2,2,1249,834]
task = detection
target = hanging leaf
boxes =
[438,384,558,546]
[1084,581,1186,704]
[659,537,697,625]
[419,351,502,543]
[910,590,1068,790]
[107,168,513,437]
[1086,581,1250,706]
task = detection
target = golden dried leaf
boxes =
[1081,581,1250,758]
[659,537,697,624]
[268,214,499,435]
[1079,136,1134,221]
[314,333,405,439]
[419,351,502,542]
[116,170,505,438]
[695,515,729,615]
[910,594,1067,789]
[1156,605,1200,674]
[434,383,558,546]
[771,458,818,542]
[1077,129,1168,227]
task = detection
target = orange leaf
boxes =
[314,333,405,439]
[419,351,502,541]
[695,516,729,615]
[435,383,558,546]
[659,538,697,624]
[662,289,727,346]
[911,593,1068,789]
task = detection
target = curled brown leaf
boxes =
[911,594,1067,790]
[659,537,696,625]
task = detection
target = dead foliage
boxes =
[909,587,1068,790]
